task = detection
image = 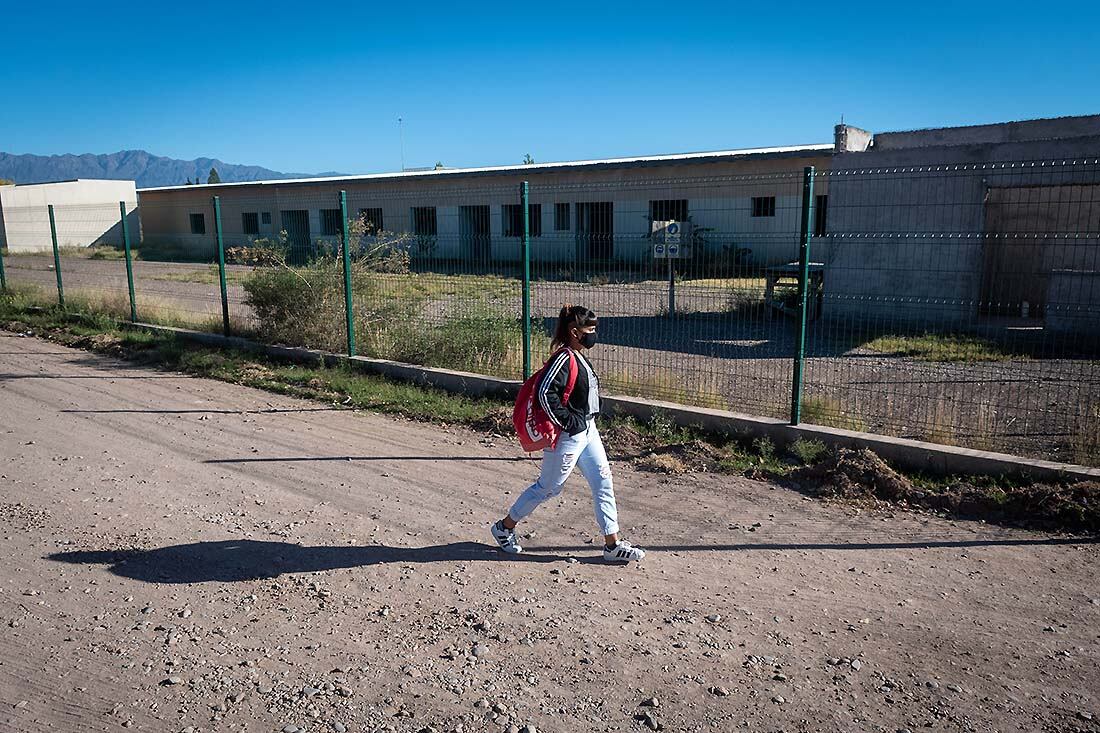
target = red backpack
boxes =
[513,349,579,452]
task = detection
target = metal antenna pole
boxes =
[398,117,405,171]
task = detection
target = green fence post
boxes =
[120,201,137,322]
[790,166,815,425]
[213,196,230,336]
[521,181,532,379]
[48,204,65,308]
[339,190,356,356]
[667,249,675,318]
[0,237,6,290]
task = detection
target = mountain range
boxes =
[0,150,343,188]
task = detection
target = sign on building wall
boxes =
[652,220,690,259]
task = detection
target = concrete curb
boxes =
[130,323,1100,484]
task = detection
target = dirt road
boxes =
[0,331,1097,733]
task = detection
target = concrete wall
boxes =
[823,116,1100,331]
[873,115,1100,150]
[136,151,834,270]
[1047,270,1100,339]
[0,180,137,253]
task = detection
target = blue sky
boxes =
[2,0,1097,174]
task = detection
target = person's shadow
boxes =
[47,540,574,584]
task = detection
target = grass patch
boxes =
[636,410,698,445]
[5,246,129,261]
[722,288,767,316]
[916,400,998,452]
[240,250,524,378]
[0,281,50,309]
[1,281,248,336]
[602,416,794,476]
[800,396,867,432]
[150,266,250,285]
[224,361,499,425]
[679,277,767,290]
[603,369,728,410]
[1072,403,1100,467]
[862,333,1027,362]
[715,437,791,474]
[789,437,827,465]
[0,297,501,428]
[367,272,519,301]
[86,247,128,260]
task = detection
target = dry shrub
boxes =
[67,332,126,355]
[790,448,911,502]
[634,441,725,474]
[1071,403,1100,467]
[601,421,651,458]
[470,406,513,435]
[921,401,998,451]
[226,242,283,267]
[603,369,727,411]
[790,448,1100,533]
[635,453,688,474]
[800,396,867,432]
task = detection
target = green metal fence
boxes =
[1,200,139,319]
[2,158,1098,467]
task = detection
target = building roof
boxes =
[136,143,834,193]
[7,178,136,188]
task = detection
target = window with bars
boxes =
[321,209,342,236]
[242,212,259,235]
[358,208,384,235]
[412,207,437,236]
[502,204,542,237]
[751,196,776,217]
[649,199,688,224]
[554,203,570,231]
[190,213,206,235]
[814,194,828,236]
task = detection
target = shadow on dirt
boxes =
[202,455,538,464]
[47,540,576,583]
[49,533,1097,585]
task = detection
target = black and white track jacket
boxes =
[538,348,600,436]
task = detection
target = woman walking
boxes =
[491,305,646,563]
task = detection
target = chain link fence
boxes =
[2,158,1097,466]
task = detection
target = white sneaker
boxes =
[603,540,646,563]
[490,521,523,554]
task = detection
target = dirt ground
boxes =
[1,332,1099,733]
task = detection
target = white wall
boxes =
[0,180,137,253]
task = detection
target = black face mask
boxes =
[579,332,598,349]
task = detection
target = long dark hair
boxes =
[551,304,597,351]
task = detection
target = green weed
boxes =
[789,437,828,465]
[862,333,1027,362]
[753,436,775,462]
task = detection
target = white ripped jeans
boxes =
[508,418,619,536]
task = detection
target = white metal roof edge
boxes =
[136,143,834,193]
[7,178,137,188]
